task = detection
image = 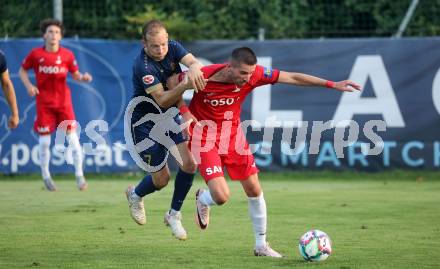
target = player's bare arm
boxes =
[166,74,199,126]
[180,53,206,92]
[1,68,19,128]
[277,71,361,92]
[72,71,93,82]
[18,67,39,96]
[149,73,193,108]
[176,98,197,138]
[176,98,198,122]
[179,101,198,124]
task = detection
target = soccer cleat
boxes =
[254,242,283,258]
[195,189,210,230]
[43,177,57,191]
[76,176,88,191]
[164,211,187,240]
[125,185,146,225]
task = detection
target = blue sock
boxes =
[135,174,157,197]
[170,169,195,211]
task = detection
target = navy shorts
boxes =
[131,114,187,170]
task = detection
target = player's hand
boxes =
[187,65,206,93]
[27,85,39,96]
[8,114,19,129]
[179,73,193,90]
[333,80,361,92]
[81,72,93,82]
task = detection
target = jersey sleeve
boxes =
[21,50,35,70]
[67,51,79,73]
[0,51,7,74]
[170,40,189,62]
[137,63,162,94]
[253,65,280,87]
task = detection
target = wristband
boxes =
[179,105,190,114]
[325,80,335,88]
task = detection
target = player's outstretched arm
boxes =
[72,71,93,82]
[180,53,206,92]
[277,71,361,92]
[18,67,39,96]
[1,69,19,128]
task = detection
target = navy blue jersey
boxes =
[0,50,7,74]
[131,40,188,119]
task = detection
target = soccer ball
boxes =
[298,230,332,261]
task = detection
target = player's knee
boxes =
[182,159,197,174]
[39,135,51,148]
[154,175,170,190]
[247,185,261,197]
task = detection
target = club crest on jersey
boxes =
[263,67,273,78]
[55,55,62,65]
[142,75,155,85]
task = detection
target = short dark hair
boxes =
[142,20,167,41]
[230,47,257,66]
[40,18,64,35]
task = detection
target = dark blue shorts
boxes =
[131,114,187,170]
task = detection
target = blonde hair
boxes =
[142,20,167,41]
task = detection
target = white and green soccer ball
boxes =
[298,230,332,262]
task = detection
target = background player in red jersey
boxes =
[19,19,93,191]
[169,47,361,257]
[0,50,19,129]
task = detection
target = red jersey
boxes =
[189,64,280,128]
[22,47,78,107]
[188,64,279,181]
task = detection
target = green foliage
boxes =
[407,0,440,36]
[1,1,51,37]
[1,0,439,39]
[125,5,199,41]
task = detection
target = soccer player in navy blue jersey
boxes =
[0,50,19,129]
[125,20,206,240]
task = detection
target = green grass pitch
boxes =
[0,171,439,269]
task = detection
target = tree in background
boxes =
[1,0,439,40]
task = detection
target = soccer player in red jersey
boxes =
[169,47,360,257]
[19,19,93,191]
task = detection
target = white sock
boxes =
[169,209,179,216]
[39,135,51,180]
[248,192,267,248]
[199,189,216,206]
[67,132,84,177]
